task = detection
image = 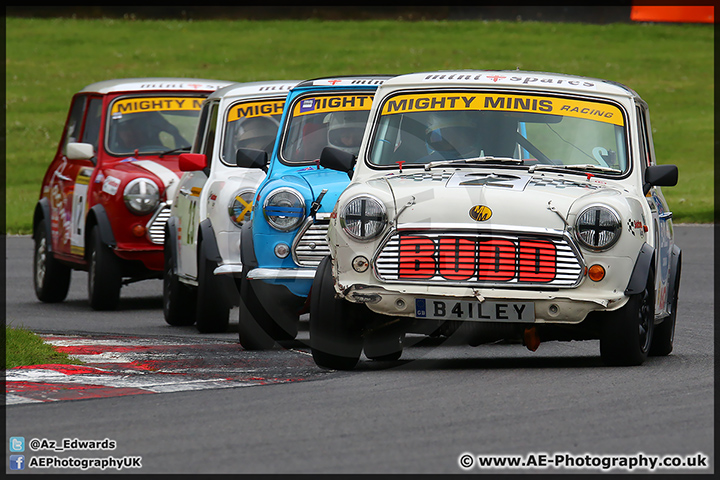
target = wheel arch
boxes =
[85,204,116,261]
[33,198,52,247]
[197,217,240,312]
[668,245,682,307]
[198,218,222,264]
[165,216,180,275]
[239,221,258,269]
[624,242,655,295]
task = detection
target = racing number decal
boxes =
[186,200,197,245]
[70,168,93,255]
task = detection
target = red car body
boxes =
[33,78,234,310]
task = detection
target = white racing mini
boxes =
[163,80,297,332]
[311,70,681,370]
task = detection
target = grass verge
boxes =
[5,325,81,369]
[5,17,714,232]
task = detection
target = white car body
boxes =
[164,80,298,332]
[312,70,680,369]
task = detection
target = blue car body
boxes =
[250,167,350,296]
[238,76,390,345]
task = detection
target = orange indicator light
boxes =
[132,224,146,237]
[588,264,605,282]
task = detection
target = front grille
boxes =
[375,230,584,288]
[146,204,171,245]
[293,220,330,267]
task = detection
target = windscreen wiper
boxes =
[528,163,621,174]
[424,156,524,171]
[159,145,192,157]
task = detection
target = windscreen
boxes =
[369,91,628,173]
[107,95,206,155]
[281,93,374,164]
[221,99,284,165]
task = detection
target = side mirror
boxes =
[66,142,95,161]
[320,146,355,178]
[236,148,268,172]
[178,153,207,172]
[643,164,678,194]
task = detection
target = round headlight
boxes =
[123,178,160,215]
[263,188,306,232]
[575,205,621,250]
[340,195,387,241]
[228,189,255,228]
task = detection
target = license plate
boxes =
[415,298,535,322]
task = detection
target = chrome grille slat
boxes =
[146,204,172,245]
[374,231,583,287]
[293,220,330,267]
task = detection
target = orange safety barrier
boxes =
[631,6,714,24]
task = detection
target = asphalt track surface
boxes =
[4,225,715,474]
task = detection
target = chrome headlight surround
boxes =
[263,187,306,232]
[123,178,160,215]
[228,189,255,228]
[340,195,387,241]
[574,205,621,251]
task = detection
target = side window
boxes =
[641,106,657,167]
[80,97,103,152]
[62,95,87,155]
[191,102,212,154]
[201,102,220,161]
[636,106,654,171]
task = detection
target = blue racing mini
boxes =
[235,75,390,349]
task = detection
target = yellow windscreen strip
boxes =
[227,100,285,122]
[292,95,374,117]
[381,93,624,126]
[111,97,205,115]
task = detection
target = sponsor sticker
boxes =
[469,205,493,221]
[102,176,121,196]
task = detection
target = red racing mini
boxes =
[33,77,234,310]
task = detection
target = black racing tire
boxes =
[33,223,71,303]
[87,225,122,311]
[195,245,230,333]
[650,254,681,356]
[162,238,197,326]
[600,268,655,366]
[309,256,363,370]
[237,271,281,350]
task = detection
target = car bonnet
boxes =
[371,168,626,232]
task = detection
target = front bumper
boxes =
[243,267,317,298]
[246,268,316,281]
[113,247,164,272]
[338,283,629,324]
[213,263,244,276]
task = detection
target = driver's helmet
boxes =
[233,116,280,155]
[112,114,154,153]
[424,111,478,158]
[326,111,367,156]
